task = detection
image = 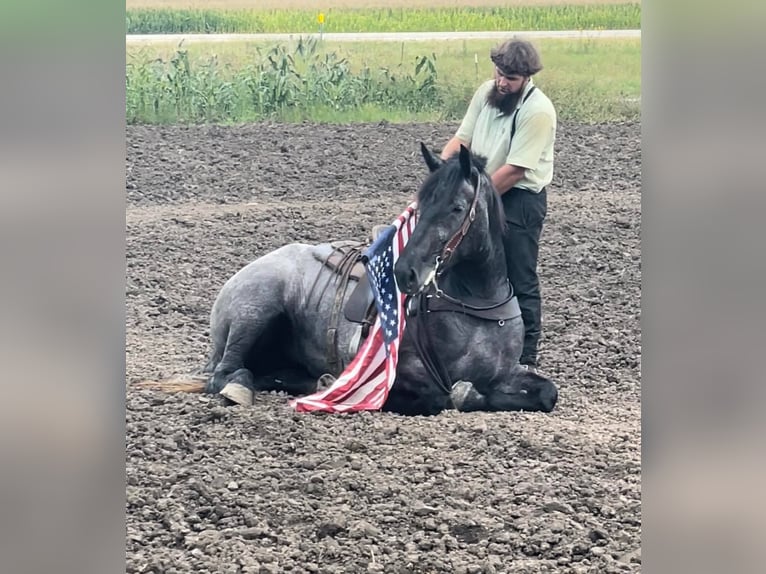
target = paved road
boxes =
[126,30,640,44]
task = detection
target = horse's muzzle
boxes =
[394,261,429,296]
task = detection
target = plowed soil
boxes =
[126,120,641,574]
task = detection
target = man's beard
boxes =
[487,83,522,115]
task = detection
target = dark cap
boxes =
[490,38,544,77]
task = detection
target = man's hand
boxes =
[491,164,526,195]
[440,137,468,160]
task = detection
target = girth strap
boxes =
[328,248,362,374]
[309,245,365,375]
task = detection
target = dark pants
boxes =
[501,187,547,366]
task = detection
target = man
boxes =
[440,38,557,371]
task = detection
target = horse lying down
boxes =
[161,144,559,416]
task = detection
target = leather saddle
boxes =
[311,225,391,373]
[318,240,376,324]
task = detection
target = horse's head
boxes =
[394,143,505,295]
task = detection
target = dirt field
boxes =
[126,120,641,573]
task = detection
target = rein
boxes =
[407,291,457,396]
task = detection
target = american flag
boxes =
[290,203,418,413]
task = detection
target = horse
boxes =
[171,143,558,416]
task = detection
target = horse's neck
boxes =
[441,244,509,302]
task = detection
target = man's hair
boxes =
[490,38,544,77]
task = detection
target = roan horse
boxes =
[163,144,558,416]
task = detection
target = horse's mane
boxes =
[418,150,506,235]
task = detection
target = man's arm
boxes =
[491,164,526,195]
[440,136,468,160]
[494,111,553,194]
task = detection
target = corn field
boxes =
[126,4,641,34]
[126,37,640,124]
[126,38,444,123]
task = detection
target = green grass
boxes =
[126,4,641,34]
[126,37,640,125]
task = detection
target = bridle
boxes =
[419,169,482,290]
[405,168,519,397]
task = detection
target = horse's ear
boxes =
[458,144,472,180]
[420,142,443,173]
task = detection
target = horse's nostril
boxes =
[408,268,419,289]
[397,266,419,293]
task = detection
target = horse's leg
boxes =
[198,348,223,376]
[484,368,557,412]
[214,365,320,407]
[452,368,558,413]
[218,369,256,406]
[383,381,452,416]
[382,348,453,415]
[204,321,265,405]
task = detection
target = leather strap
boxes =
[405,284,519,397]
[510,85,537,143]
[439,171,482,268]
[427,292,521,321]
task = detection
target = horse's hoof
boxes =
[450,380,475,411]
[220,382,253,406]
[317,373,336,391]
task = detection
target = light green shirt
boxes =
[454,78,556,193]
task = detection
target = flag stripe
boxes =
[290,203,417,413]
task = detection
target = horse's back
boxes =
[211,243,313,322]
[210,241,352,325]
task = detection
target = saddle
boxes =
[311,226,390,374]
[319,240,376,321]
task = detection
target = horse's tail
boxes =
[132,373,208,393]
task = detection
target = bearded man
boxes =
[440,38,557,372]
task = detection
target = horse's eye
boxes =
[452,204,465,214]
